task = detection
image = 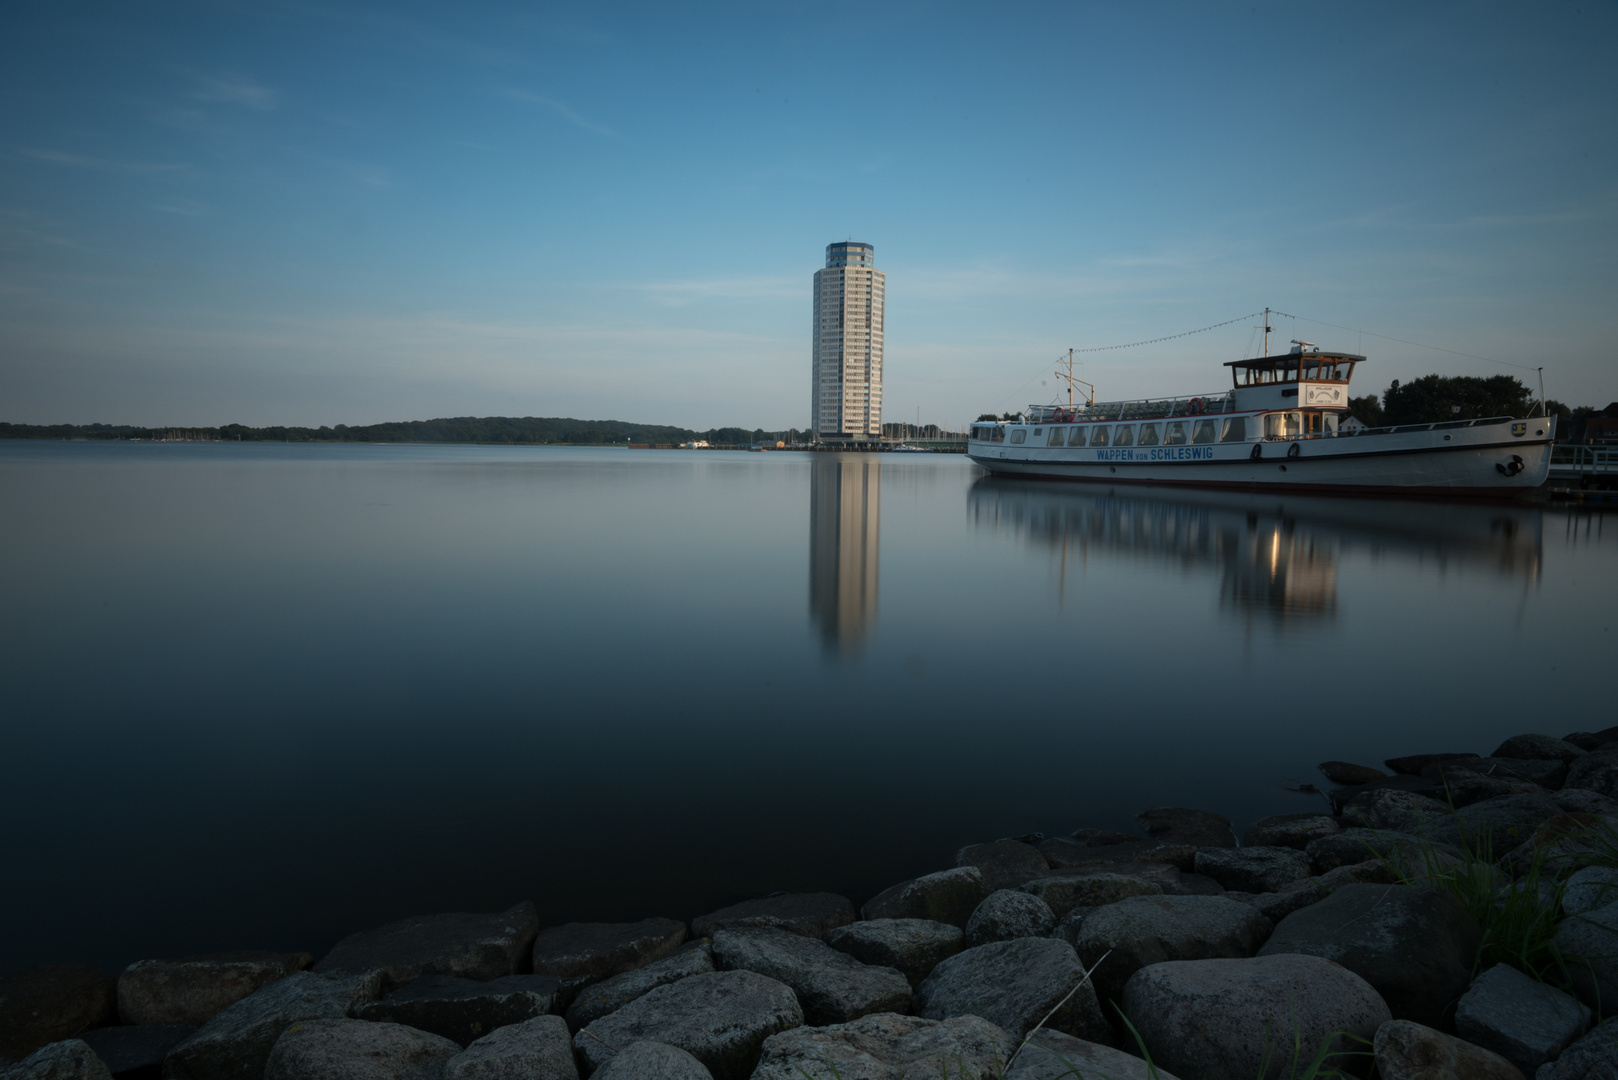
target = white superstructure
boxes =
[812,242,884,441]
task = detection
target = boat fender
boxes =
[1250,443,1263,461]
[1496,454,1525,477]
[1188,397,1205,415]
[1287,442,1301,459]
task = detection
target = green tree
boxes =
[1381,374,1534,425]
[1347,394,1383,428]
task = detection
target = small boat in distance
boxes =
[967,341,1554,496]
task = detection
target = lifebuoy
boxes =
[1187,397,1205,415]
[1250,443,1263,461]
[1287,442,1301,459]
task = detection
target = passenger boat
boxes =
[967,343,1555,496]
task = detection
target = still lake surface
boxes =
[2,441,1614,973]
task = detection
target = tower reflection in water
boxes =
[809,456,881,652]
[967,477,1542,625]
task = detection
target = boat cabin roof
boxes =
[1223,350,1365,388]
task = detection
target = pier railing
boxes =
[1549,443,1618,478]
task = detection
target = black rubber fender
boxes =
[1250,443,1263,461]
[1287,442,1301,459]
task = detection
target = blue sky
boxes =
[2,1,1614,429]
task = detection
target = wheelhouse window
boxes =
[1066,426,1086,447]
[1192,419,1218,444]
[1163,422,1187,446]
[1138,423,1161,447]
[1113,425,1135,447]
[1010,429,1027,444]
[1220,417,1248,442]
[1089,425,1109,447]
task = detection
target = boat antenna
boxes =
[1261,307,1273,357]
[1055,348,1095,407]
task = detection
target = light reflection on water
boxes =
[0,442,1611,974]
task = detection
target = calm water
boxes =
[2,441,1613,974]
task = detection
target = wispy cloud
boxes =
[191,73,278,110]
[16,148,187,174]
[503,90,616,136]
[632,277,799,307]
[154,200,210,217]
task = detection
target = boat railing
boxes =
[1270,415,1523,442]
[1027,392,1237,423]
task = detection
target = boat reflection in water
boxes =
[967,477,1543,625]
[809,456,881,652]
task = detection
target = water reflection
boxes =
[967,478,1543,624]
[809,456,881,651]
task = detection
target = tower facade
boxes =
[811,242,884,440]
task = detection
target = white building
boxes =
[812,241,884,441]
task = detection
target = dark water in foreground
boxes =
[2,442,1613,973]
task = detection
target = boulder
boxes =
[1536,1016,1618,1080]
[1136,807,1236,847]
[1121,954,1390,1080]
[1386,752,1479,775]
[1005,1029,1180,1080]
[1019,872,1160,918]
[1427,757,1567,791]
[1074,894,1274,1006]
[1565,747,1618,800]
[0,1039,112,1080]
[262,1017,459,1080]
[1553,899,1618,1011]
[1329,773,1449,813]
[565,942,715,1030]
[161,970,382,1080]
[1258,883,1480,1028]
[1431,769,1544,808]
[0,964,117,1060]
[572,970,802,1080]
[1192,847,1311,893]
[1319,761,1388,785]
[591,1039,709,1080]
[689,894,855,940]
[530,918,686,999]
[1305,828,1456,877]
[954,840,1049,891]
[860,868,990,928]
[77,1023,195,1077]
[1426,793,1564,855]
[312,902,538,989]
[1037,837,1197,873]
[443,1014,578,1080]
[751,1013,1014,1080]
[1241,813,1340,850]
[117,952,313,1027]
[914,937,1109,1044]
[1225,859,1395,923]
[1552,788,1618,815]
[356,973,562,1046]
[963,890,1056,946]
[710,927,910,1027]
[1339,788,1452,835]
[1565,727,1618,752]
[1454,962,1589,1073]
[821,921,962,991]
[1494,734,1587,765]
[1069,828,1145,846]
[1372,1019,1523,1080]
[1499,812,1613,876]
[1566,867,1618,916]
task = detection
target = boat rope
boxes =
[1270,311,1541,373]
[1066,312,1263,353]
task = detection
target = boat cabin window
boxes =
[1113,425,1135,447]
[1138,423,1161,446]
[1192,419,1218,444]
[1032,428,1043,438]
[1089,425,1109,447]
[1066,426,1086,447]
[1220,417,1248,442]
[1010,429,1027,444]
[1163,421,1187,446]
[1324,413,1339,434]
[1264,412,1303,439]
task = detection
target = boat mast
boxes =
[1263,307,1272,358]
[1054,348,1095,408]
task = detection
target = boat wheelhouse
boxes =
[967,343,1554,496]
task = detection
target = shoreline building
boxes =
[811,241,884,443]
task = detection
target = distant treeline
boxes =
[0,417,803,447]
[1345,374,1612,440]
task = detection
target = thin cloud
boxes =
[503,90,616,136]
[633,277,799,307]
[154,200,210,217]
[16,148,187,174]
[191,73,279,110]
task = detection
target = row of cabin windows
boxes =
[973,412,1338,446]
[1235,360,1355,386]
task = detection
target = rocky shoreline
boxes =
[6,728,1618,1080]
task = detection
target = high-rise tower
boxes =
[811,241,884,441]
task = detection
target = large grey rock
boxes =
[0,1040,113,1080]
[964,890,1056,946]
[1137,807,1236,847]
[1259,883,1480,1028]
[1037,837,1198,873]
[1554,899,1618,1012]
[689,894,854,940]
[312,902,538,989]
[1242,813,1340,850]
[1566,867,1618,916]
[1340,788,1452,835]
[530,918,685,1000]
[710,927,910,1027]
[1454,963,1589,1073]
[751,1014,1014,1080]
[443,1015,577,1080]
[565,942,714,1030]
[1074,894,1274,1006]
[1566,728,1618,751]
[822,920,963,990]
[1426,793,1564,856]
[1552,788,1618,816]
[1537,1016,1618,1080]
[1121,954,1390,1080]
[1386,752,1479,775]
[1225,859,1396,924]
[1428,756,1568,791]
[262,1017,459,1080]
[118,952,314,1027]
[1564,745,1618,800]
[1319,761,1388,785]
[954,840,1050,891]
[0,965,117,1060]
[1306,827,1458,877]
[1500,812,1617,877]
[162,970,382,1080]
[914,937,1110,1044]
[356,973,562,1046]
[1372,1019,1523,1080]
[1193,847,1311,893]
[1495,734,1587,765]
[591,1040,708,1080]
[572,970,802,1080]
[860,867,991,928]
[1005,1030,1180,1080]
[1019,872,1160,918]
[78,1024,195,1076]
